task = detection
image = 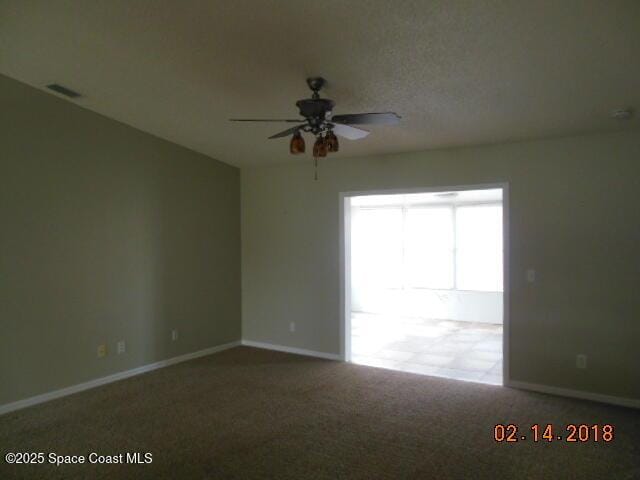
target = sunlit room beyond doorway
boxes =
[347,188,504,385]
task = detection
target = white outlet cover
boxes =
[117,340,126,354]
[289,322,296,332]
[576,354,587,369]
[171,330,179,341]
[526,269,536,283]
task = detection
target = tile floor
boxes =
[351,313,503,385]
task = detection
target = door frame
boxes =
[339,182,510,384]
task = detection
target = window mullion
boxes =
[452,204,457,290]
[401,203,407,291]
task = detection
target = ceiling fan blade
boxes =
[332,123,370,140]
[229,118,302,122]
[268,125,305,139]
[330,112,401,125]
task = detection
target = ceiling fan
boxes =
[230,77,401,158]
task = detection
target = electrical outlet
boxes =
[97,344,107,358]
[289,322,296,333]
[526,269,536,283]
[576,354,587,369]
[171,329,179,341]
[117,340,126,354]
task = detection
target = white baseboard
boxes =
[241,340,341,361]
[4,341,637,415]
[0,340,241,416]
[506,379,640,409]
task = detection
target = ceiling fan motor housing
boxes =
[296,98,335,129]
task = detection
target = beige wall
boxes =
[0,75,241,405]
[242,129,640,401]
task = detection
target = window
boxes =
[405,207,454,289]
[351,207,403,289]
[351,198,503,293]
[455,205,503,292]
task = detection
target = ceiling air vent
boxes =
[46,83,81,98]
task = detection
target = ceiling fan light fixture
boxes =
[313,135,328,157]
[325,130,339,152]
[289,130,305,154]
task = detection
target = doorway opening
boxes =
[341,186,507,385]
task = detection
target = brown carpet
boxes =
[1,346,639,479]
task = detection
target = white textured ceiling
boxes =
[1,0,639,167]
